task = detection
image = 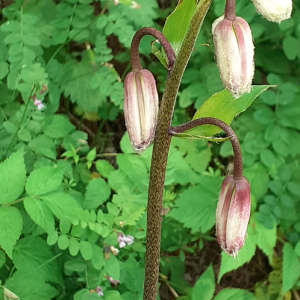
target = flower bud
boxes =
[216,175,251,257]
[212,16,254,98]
[124,69,159,153]
[251,0,292,23]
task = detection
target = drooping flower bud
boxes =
[251,0,292,23]
[124,69,159,153]
[216,175,251,257]
[212,16,254,98]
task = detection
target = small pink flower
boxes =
[33,98,44,110]
[117,233,134,248]
[105,275,120,286]
[95,286,103,297]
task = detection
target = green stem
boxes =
[143,1,213,300]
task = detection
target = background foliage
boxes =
[0,0,299,299]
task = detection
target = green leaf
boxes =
[0,149,26,204]
[69,237,80,256]
[163,0,196,56]
[0,206,22,258]
[24,197,55,233]
[58,234,69,250]
[282,243,300,294]
[184,86,272,138]
[26,166,63,196]
[282,36,300,60]
[218,230,256,282]
[0,249,6,269]
[74,289,100,300]
[214,288,258,300]
[169,176,222,233]
[96,159,114,178]
[29,135,57,160]
[42,192,83,222]
[83,178,111,209]
[0,61,9,79]
[105,254,120,280]
[192,264,215,300]
[79,241,93,260]
[13,236,63,285]
[5,270,58,300]
[91,245,104,270]
[47,231,58,246]
[44,115,75,138]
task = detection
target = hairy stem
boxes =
[143,1,213,300]
[130,27,176,72]
[224,0,236,21]
[170,117,243,180]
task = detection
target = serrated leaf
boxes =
[214,288,258,300]
[282,243,300,294]
[0,207,23,258]
[24,197,55,233]
[163,0,196,56]
[0,149,26,204]
[13,236,63,285]
[169,176,222,233]
[44,115,75,138]
[5,270,58,300]
[184,86,272,138]
[26,166,63,196]
[192,264,215,300]
[83,178,111,209]
[218,230,256,282]
[96,160,114,178]
[42,192,83,222]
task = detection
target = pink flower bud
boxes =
[216,175,251,257]
[251,0,292,23]
[124,69,159,153]
[212,16,254,98]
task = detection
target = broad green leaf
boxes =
[0,149,26,204]
[169,176,222,233]
[26,166,63,196]
[105,254,120,280]
[29,135,57,160]
[5,270,58,300]
[42,192,83,222]
[80,241,93,260]
[282,243,300,294]
[44,115,75,138]
[83,178,111,209]
[214,288,258,300]
[58,234,69,250]
[192,264,215,300]
[218,229,256,282]
[96,159,114,178]
[24,197,55,233]
[183,86,272,138]
[13,236,63,285]
[69,237,80,256]
[91,245,104,269]
[0,207,23,258]
[163,0,196,56]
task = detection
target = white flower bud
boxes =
[251,0,292,23]
[212,16,255,98]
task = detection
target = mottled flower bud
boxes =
[124,69,159,153]
[212,16,254,98]
[216,175,251,257]
[251,0,292,23]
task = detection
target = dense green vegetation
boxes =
[0,0,299,299]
